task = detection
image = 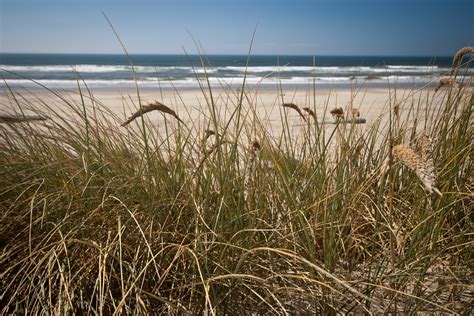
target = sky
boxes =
[0,0,473,56]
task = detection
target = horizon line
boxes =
[0,52,454,58]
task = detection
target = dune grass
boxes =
[0,54,473,314]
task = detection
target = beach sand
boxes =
[0,85,449,140]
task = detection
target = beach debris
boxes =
[345,118,366,124]
[302,107,316,120]
[435,76,460,92]
[330,107,344,119]
[392,144,442,196]
[282,103,307,121]
[0,115,48,123]
[451,47,474,74]
[322,118,366,124]
[121,101,183,127]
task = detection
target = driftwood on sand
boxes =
[324,118,367,124]
[0,115,48,123]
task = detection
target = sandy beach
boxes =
[0,84,447,139]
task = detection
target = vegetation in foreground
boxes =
[0,53,473,314]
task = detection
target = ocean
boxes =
[0,53,464,90]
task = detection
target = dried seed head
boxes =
[330,107,344,119]
[251,140,261,151]
[302,107,316,120]
[416,134,435,160]
[351,108,360,118]
[121,101,183,126]
[393,104,400,118]
[451,47,474,74]
[282,103,307,121]
[204,129,216,140]
[435,76,460,92]
[392,144,442,196]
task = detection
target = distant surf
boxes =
[0,54,468,89]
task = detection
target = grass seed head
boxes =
[435,76,460,92]
[302,107,316,120]
[251,140,261,151]
[204,129,216,140]
[121,101,183,126]
[394,104,400,118]
[451,47,474,74]
[392,144,442,196]
[282,103,307,121]
[351,108,360,118]
[330,107,344,119]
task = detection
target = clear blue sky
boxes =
[0,0,472,56]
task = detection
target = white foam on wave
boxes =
[1,74,441,90]
[1,64,459,77]
[0,64,221,74]
[0,64,132,73]
[387,65,437,70]
[222,65,452,74]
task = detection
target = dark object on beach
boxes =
[330,107,344,119]
[347,118,365,124]
[333,118,366,124]
[302,107,316,120]
[320,118,366,125]
[282,103,307,121]
[121,101,184,126]
[0,115,48,123]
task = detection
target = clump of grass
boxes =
[0,49,472,314]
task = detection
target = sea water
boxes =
[0,53,466,90]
